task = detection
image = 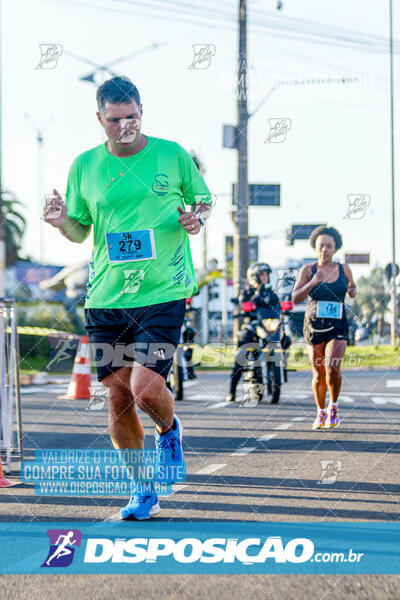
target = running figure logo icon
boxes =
[36,44,63,69]
[120,269,146,294]
[343,194,370,219]
[317,460,342,484]
[188,44,216,69]
[265,118,292,143]
[45,338,77,371]
[41,529,82,567]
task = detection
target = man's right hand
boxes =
[43,189,67,229]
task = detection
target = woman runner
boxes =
[292,226,357,429]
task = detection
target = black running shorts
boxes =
[303,323,349,346]
[84,299,186,382]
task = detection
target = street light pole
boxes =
[0,0,5,297]
[233,0,249,344]
[37,130,44,262]
[389,0,398,347]
[24,114,51,264]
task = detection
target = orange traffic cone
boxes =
[0,459,15,488]
[58,335,92,400]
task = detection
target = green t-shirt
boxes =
[66,136,211,308]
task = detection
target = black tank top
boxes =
[304,262,348,329]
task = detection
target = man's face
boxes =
[97,100,142,145]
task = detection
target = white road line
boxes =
[292,416,307,422]
[340,396,355,403]
[208,401,229,408]
[195,463,226,475]
[281,394,309,399]
[183,380,198,388]
[274,423,293,430]
[386,379,400,388]
[256,433,277,442]
[188,394,225,401]
[372,397,388,405]
[231,447,256,455]
[103,511,122,522]
[172,483,188,492]
[341,391,400,397]
[372,396,400,406]
[21,386,65,395]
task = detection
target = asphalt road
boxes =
[2,368,400,599]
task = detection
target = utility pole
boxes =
[389,0,398,347]
[0,0,5,297]
[24,114,50,263]
[191,151,209,345]
[201,217,209,345]
[233,0,249,344]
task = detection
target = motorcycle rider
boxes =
[183,297,197,379]
[226,262,281,402]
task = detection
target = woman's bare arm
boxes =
[292,264,322,304]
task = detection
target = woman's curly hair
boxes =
[309,226,343,250]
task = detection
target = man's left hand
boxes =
[177,206,201,235]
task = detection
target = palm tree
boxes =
[0,190,26,265]
[357,267,390,339]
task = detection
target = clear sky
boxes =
[2,0,399,281]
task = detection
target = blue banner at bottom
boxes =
[0,521,399,574]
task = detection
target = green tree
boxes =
[1,190,26,265]
[357,267,390,337]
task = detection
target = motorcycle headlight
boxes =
[256,326,267,339]
[262,318,280,332]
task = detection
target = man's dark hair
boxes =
[309,226,343,250]
[96,76,141,112]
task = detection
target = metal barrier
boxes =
[0,299,23,472]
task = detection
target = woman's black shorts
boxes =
[303,323,349,346]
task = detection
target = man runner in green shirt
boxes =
[44,76,212,520]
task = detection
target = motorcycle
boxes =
[235,301,292,406]
[166,316,196,402]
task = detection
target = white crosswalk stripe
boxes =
[274,423,293,430]
[372,397,400,406]
[257,433,277,442]
[231,447,256,455]
[340,396,355,403]
[386,379,400,388]
[195,464,226,475]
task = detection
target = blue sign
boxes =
[105,230,156,263]
[232,184,281,207]
[317,301,343,319]
[0,522,399,574]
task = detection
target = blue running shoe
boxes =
[120,491,160,520]
[154,415,185,485]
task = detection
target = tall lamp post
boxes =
[389,0,398,347]
[24,114,52,264]
[0,0,5,297]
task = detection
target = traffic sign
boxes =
[232,184,280,206]
[222,125,237,149]
[286,224,326,246]
[344,253,370,264]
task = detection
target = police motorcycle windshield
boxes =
[255,305,281,341]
